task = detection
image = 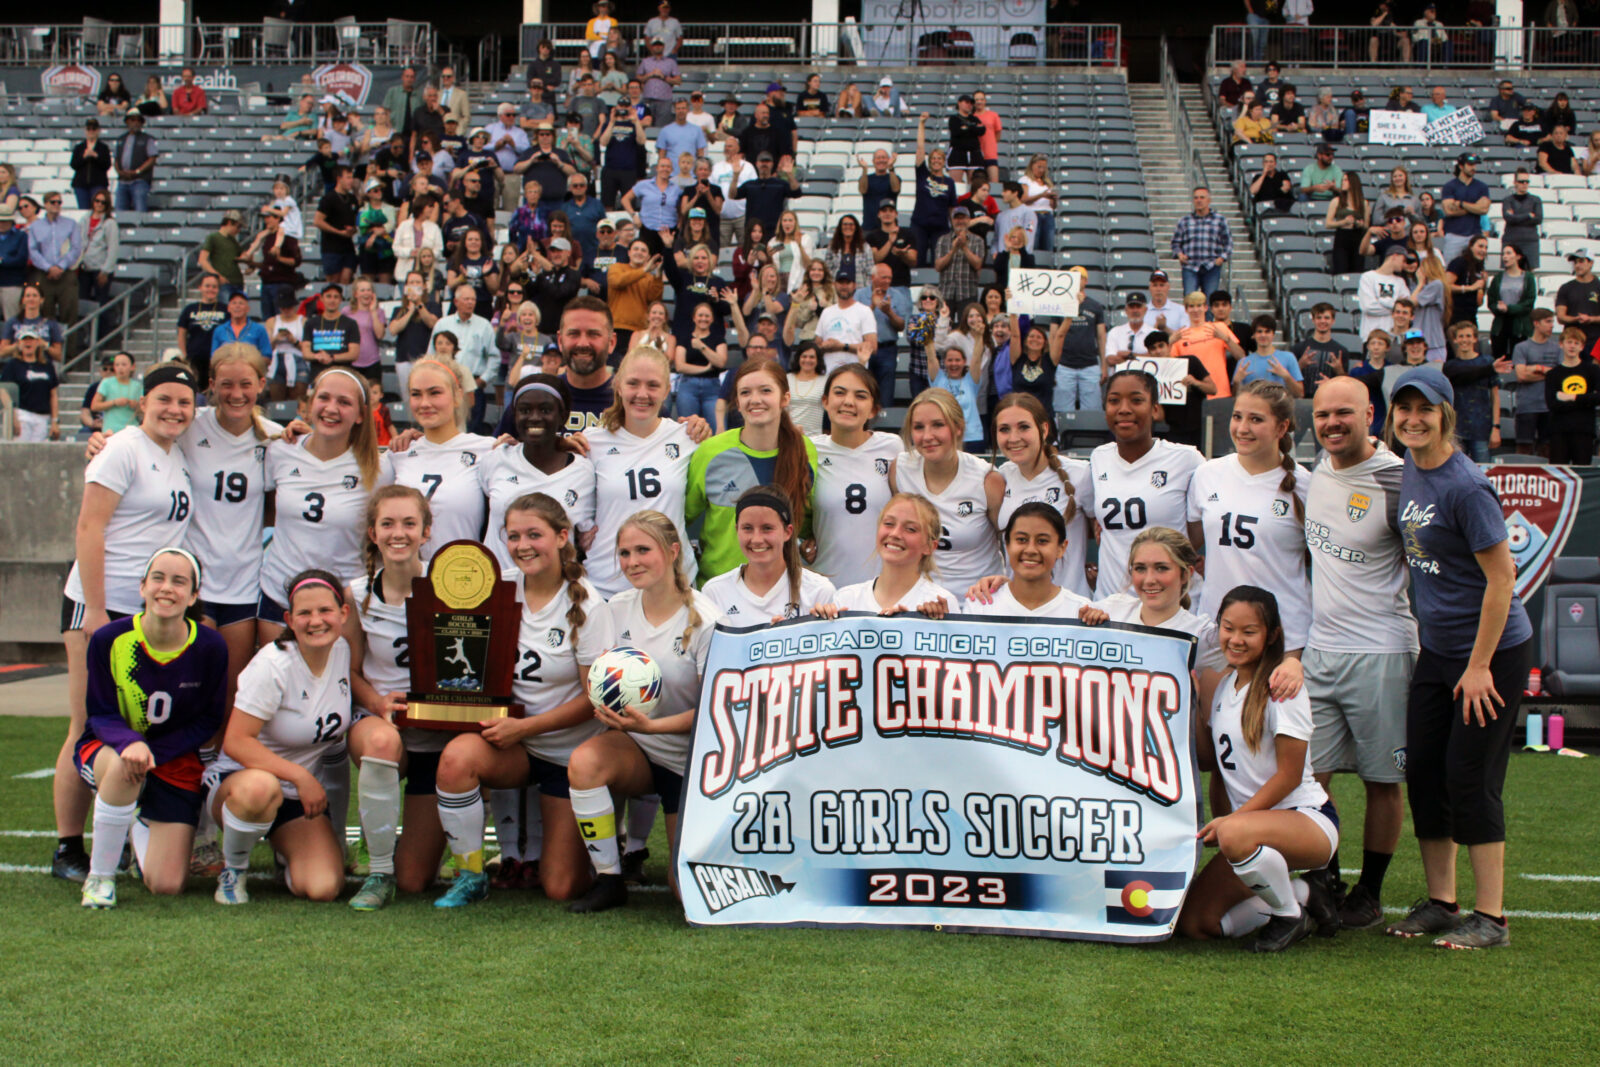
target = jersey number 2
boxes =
[1217,733,1237,771]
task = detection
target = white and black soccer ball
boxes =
[587,646,662,716]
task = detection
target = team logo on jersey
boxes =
[1271,499,1290,518]
[1487,466,1583,600]
[688,861,796,915]
[253,445,267,463]
[1045,487,1061,504]
[957,501,975,516]
[342,475,359,489]
[563,490,578,507]
[1150,471,1168,487]
[546,628,565,648]
[672,635,687,655]
[459,452,478,467]
[606,447,621,455]
[1346,492,1372,522]
[874,458,890,475]
[197,438,211,448]
[338,678,350,698]
[665,443,680,459]
[1571,602,1586,624]
[1392,746,1407,773]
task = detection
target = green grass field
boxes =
[1,713,1596,1066]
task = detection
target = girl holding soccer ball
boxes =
[565,510,723,913]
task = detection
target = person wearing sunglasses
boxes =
[70,118,113,210]
[78,192,119,304]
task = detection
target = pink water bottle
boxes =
[1548,712,1566,750]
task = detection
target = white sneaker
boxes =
[80,874,117,909]
[214,867,250,905]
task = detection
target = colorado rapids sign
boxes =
[1487,465,1582,600]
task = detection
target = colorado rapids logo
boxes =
[688,862,796,914]
[1488,465,1582,599]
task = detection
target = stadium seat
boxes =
[1541,557,1600,697]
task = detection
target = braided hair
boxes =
[993,392,1078,523]
[505,492,588,643]
[1237,380,1305,527]
[360,485,432,614]
[618,509,702,652]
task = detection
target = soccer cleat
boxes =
[349,872,397,912]
[621,847,650,885]
[214,867,250,905]
[1434,912,1510,950]
[189,839,225,878]
[80,874,117,909]
[349,836,371,877]
[568,873,628,914]
[1250,908,1314,953]
[1339,884,1386,930]
[51,846,90,883]
[433,869,489,908]
[1387,898,1463,938]
[514,858,541,891]
[1302,870,1342,937]
[489,857,526,890]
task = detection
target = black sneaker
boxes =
[567,873,628,914]
[1250,908,1314,953]
[1339,883,1386,930]
[51,846,90,883]
[621,847,650,885]
[1302,870,1342,937]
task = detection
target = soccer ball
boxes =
[587,647,662,717]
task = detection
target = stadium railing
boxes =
[518,22,1123,68]
[1210,22,1600,71]
[1160,35,1231,300]
[0,19,433,67]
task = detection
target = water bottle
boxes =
[1526,712,1543,748]
[1526,668,1542,696]
[1548,712,1566,751]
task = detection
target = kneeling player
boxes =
[77,548,229,908]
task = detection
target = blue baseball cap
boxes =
[1390,363,1453,405]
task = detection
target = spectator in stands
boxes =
[1016,154,1057,254]
[1308,89,1342,141]
[1270,86,1306,133]
[869,77,908,117]
[567,82,607,145]
[972,90,1003,185]
[946,95,986,185]
[795,74,830,119]
[523,121,581,225]
[113,111,158,213]
[1499,170,1543,270]
[866,200,916,290]
[1545,92,1578,137]
[381,67,421,149]
[0,282,63,362]
[95,73,131,119]
[1168,296,1236,406]
[585,3,617,60]
[1299,143,1343,202]
[563,173,606,266]
[172,68,208,117]
[1367,166,1418,225]
[934,205,984,310]
[1326,174,1368,275]
[714,95,746,142]
[1361,208,1411,262]
[1556,247,1600,354]
[857,150,901,219]
[412,85,450,162]
[728,153,800,241]
[1386,85,1421,113]
[1370,1,1413,62]
[526,238,582,335]
[1,327,58,439]
[0,165,15,216]
[1232,99,1274,147]
[1412,203,1442,247]
[1255,62,1285,110]
[990,182,1036,258]
[1488,244,1538,359]
[393,193,443,280]
[1341,89,1371,137]
[769,210,815,291]
[210,290,271,363]
[1249,153,1295,215]
[76,192,118,305]
[645,1,685,56]
[315,165,360,286]
[438,66,471,128]
[69,119,112,211]
[738,103,789,173]
[1511,309,1559,453]
[1358,245,1409,341]
[246,206,303,318]
[834,83,866,119]
[1420,84,1455,124]
[27,192,81,327]
[1208,289,1254,358]
[1489,79,1527,127]
[860,263,910,403]
[1146,269,1189,333]
[1539,124,1577,175]
[783,260,836,345]
[1104,291,1153,368]
[444,186,493,257]
[657,99,708,167]
[1439,151,1490,263]
[1444,321,1502,462]
[484,104,529,210]
[1505,102,1546,148]
[1171,185,1231,299]
[825,215,874,294]
[1048,267,1107,414]
[433,284,498,428]
[526,39,561,101]
[684,91,716,140]
[710,140,757,249]
[1297,303,1349,393]
[0,205,26,320]
[15,195,38,230]
[637,37,682,128]
[197,210,247,299]
[134,75,167,117]
[663,243,731,353]
[990,223,1035,296]
[910,116,958,266]
[520,76,556,136]
[676,204,719,265]
[1218,61,1252,109]
[730,219,770,300]
[1411,253,1449,360]
[356,181,398,282]
[1232,315,1304,397]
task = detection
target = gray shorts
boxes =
[1305,647,1415,783]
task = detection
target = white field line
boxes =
[1519,873,1600,883]
[11,768,55,779]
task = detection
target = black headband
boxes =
[144,364,197,395]
[736,491,792,525]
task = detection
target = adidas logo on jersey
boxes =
[606,447,621,455]
[150,463,160,471]
[724,480,740,494]
[507,475,519,484]
[820,457,832,467]
[1098,472,1108,481]
[197,438,211,448]
[618,630,631,640]
[290,467,301,477]
[726,605,740,615]
[1208,493,1219,502]
[300,690,309,699]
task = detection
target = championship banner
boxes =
[1369,109,1428,146]
[676,614,1202,942]
[1487,464,1582,600]
[1124,355,1189,404]
[1008,267,1081,319]
[1425,106,1486,146]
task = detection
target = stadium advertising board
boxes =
[676,614,1202,942]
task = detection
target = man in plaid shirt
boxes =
[934,204,984,308]
[1171,186,1232,300]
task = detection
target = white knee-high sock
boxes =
[357,758,401,876]
[489,788,522,861]
[221,806,273,872]
[1219,896,1271,938]
[570,785,621,875]
[626,795,659,853]
[89,797,136,877]
[1231,845,1299,917]
[319,748,351,858]
[129,819,151,869]
[521,786,544,861]
[436,788,486,873]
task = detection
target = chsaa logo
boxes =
[687,861,795,915]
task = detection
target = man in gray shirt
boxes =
[643,1,684,56]
[1511,308,1561,454]
[989,181,1037,255]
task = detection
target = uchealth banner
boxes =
[675,613,1202,942]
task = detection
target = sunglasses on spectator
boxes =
[45,198,61,205]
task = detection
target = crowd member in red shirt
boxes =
[171,68,208,116]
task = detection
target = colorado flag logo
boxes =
[1105,870,1186,925]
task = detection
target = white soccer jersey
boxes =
[214,639,354,799]
[811,431,905,587]
[261,441,394,601]
[480,446,597,580]
[1094,592,1226,673]
[511,577,615,766]
[608,587,722,775]
[65,428,195,615]
[893,450,1003,591]
[1210,675,1328,813]
[1187,454,1313,650]
[996,458,1095,598]
[1305,446,1419,654]
[180,410,283,606]
[829,575,962,615]
[965,584,1091,619]
[1088,439,1203,597]
[586,420,697,597]
[703,566,837,624]
[350,571,448,755]
[389,432,497,561]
